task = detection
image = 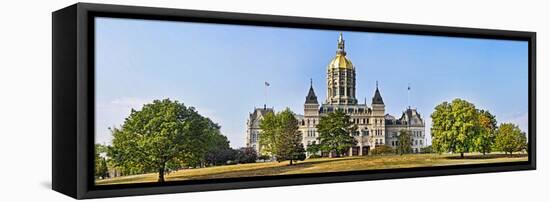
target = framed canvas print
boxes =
[52,3,536,199]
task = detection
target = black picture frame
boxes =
[52,2,536,199]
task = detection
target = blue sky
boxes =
[95,17,529,148]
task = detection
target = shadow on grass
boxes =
[444,153,528,160]
[167,157,356,181]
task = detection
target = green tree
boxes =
[474,110,497,155]
[109,99,218,183]
[431,99,478,158]
[235,147,257,163]
[258,111,278,156]
[306,143,321,158]
[397,129,412,155]
[371,145,394,155]
[259,108,305,165]
[290,144,307,163]
[204,131,232,166]
[276,109,304,165]
[316,110,358,157]
[495,123,527,156]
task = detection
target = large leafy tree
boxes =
[431,99,478,158]
[474,110,497,155]
[495,123,527,156]
[259,108,305,165]
[108,99,219,183]
[397,129,412,155]
[316,110,358,157]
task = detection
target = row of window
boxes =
[329,71,354,76]
[250,132,259,142]
[412,130,423,137]
[328,87,354,97]
[390,139,424,146]
[301,119,317,126]
[329,82,354,87]
[390,131,423,138]
[253,129,419,143]
[301,118,383,126]
[374,129,383,136]
[307,140,317,145]
[306,129,316,137]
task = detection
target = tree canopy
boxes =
[431,98,527,158]
[316,110,357,157]
[259,108,305,165]
[431,99,483,158]
[495,123,527,155]
[474,110,497,155]
[397,129,412,155]
[108,99,225,182]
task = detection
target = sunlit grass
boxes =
[96,153,527,185]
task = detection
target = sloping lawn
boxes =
[96,153,527,185]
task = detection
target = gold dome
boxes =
[328,54,354,69]
[328,33,354,69]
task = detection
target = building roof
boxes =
[385,108,424,126]
[372,84,384,105]
[247,106,274,127]
[305,79,318,104]
[400,108,424,126]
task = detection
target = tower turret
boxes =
[372,81,386,116]
[305,79,320,117]
[326,33,357,105]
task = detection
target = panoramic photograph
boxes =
[93,17,529,185]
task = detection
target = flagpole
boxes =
[264,81,269,109]
[407,83,411,109]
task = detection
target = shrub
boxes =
[420,145,433,153]
[235,147,258,164]
[371,145,394,155]
[308,154,321,159]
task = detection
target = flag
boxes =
[265,81,270,87]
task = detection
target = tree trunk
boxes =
[460,152,464,158]
[158,164,165,183]
[289,159,293,166]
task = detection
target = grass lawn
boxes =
[96,153,527,185]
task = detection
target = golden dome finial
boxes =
[337,32,345,55]
[328,32,353,69]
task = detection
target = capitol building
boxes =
[245,33,426,157]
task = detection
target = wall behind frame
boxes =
[0,0,547,201]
